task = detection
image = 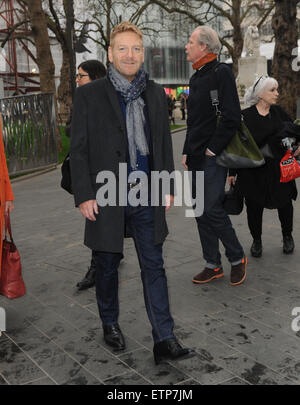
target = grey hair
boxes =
[244,76,278,107]
[195,26,221,54]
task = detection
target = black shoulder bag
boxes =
[210,64,265,169]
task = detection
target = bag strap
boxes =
[210,63,244,126]
[209,62,223,117]
[4,212,13,242]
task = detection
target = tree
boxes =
[76,0,175,64]
[14,0,62,149]
[271,0,299,119]
[45,0,76,117]
[150,0,275,76]
[19,0,56,94]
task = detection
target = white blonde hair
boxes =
[244,76,278,107]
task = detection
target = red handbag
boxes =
[280,150,300,183]
[0,213,26,299]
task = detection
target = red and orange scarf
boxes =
[192,53,217,70]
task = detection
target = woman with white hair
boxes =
[228,76,300,257]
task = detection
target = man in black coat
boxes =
[182,26,247,287]
[70,21,192,364]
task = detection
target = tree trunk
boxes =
[271,0,299,119]
[231,28,243,77]
[231,0,243,77]
[57,46,72,120]
[23,0,62,150]
[23,0,56,94]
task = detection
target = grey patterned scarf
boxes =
[108,63,149,170]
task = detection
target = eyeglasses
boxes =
[116,46,143,54]
[76,73,89,79]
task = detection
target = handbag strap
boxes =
[209,62,223,117]
[209,64,245,129]
[4,212,13,242]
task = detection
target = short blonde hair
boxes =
[110,21,143,47]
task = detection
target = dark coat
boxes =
[69,77,175,253]
[231,105,298,209]
[183,60,241,157]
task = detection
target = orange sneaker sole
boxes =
[192,273,224,284]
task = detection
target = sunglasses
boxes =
[253,75,268,91]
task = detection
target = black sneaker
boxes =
[283,235,294,254]
[192,267,224,284]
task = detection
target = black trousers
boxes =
[245,198,293,240]
[181,108,185,120]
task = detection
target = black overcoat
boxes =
[70,77,175,253]
[230,105,299,209]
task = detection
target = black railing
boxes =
[0,93,58,175]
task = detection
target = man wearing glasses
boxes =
[70,22,192,364]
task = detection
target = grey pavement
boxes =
[0,128,300,386]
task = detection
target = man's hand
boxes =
[165,194,174,211]
[5,201,14,215]
[227,176,236,186]
[79,200,99,221]
[294,145,300,157]
[182,155,188,169]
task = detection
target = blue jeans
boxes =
[93,204,175,344]
[189,155,244,268]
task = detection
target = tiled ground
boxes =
[0,129,300,385]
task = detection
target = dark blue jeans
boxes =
[189,155,244,268]
[93,204,175,344]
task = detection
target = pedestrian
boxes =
[70,21,192,364]
[65,60,107,291]
[228,76,300,257]
[0,113,14,275]
[167,94,175,125]
[179,93,187,120]
[182,26,247,286]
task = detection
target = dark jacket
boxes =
[183,60,241,157]
[70,77,175,253]
[231,105,298,209]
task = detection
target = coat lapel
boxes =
[104,78,127,135]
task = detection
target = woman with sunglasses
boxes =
[228,76,300,257]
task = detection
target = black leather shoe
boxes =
[153,338,193,365]
[250,239,262,257]
[76,266,96,290]
[283,235,294,254]
[103,324,125,351]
